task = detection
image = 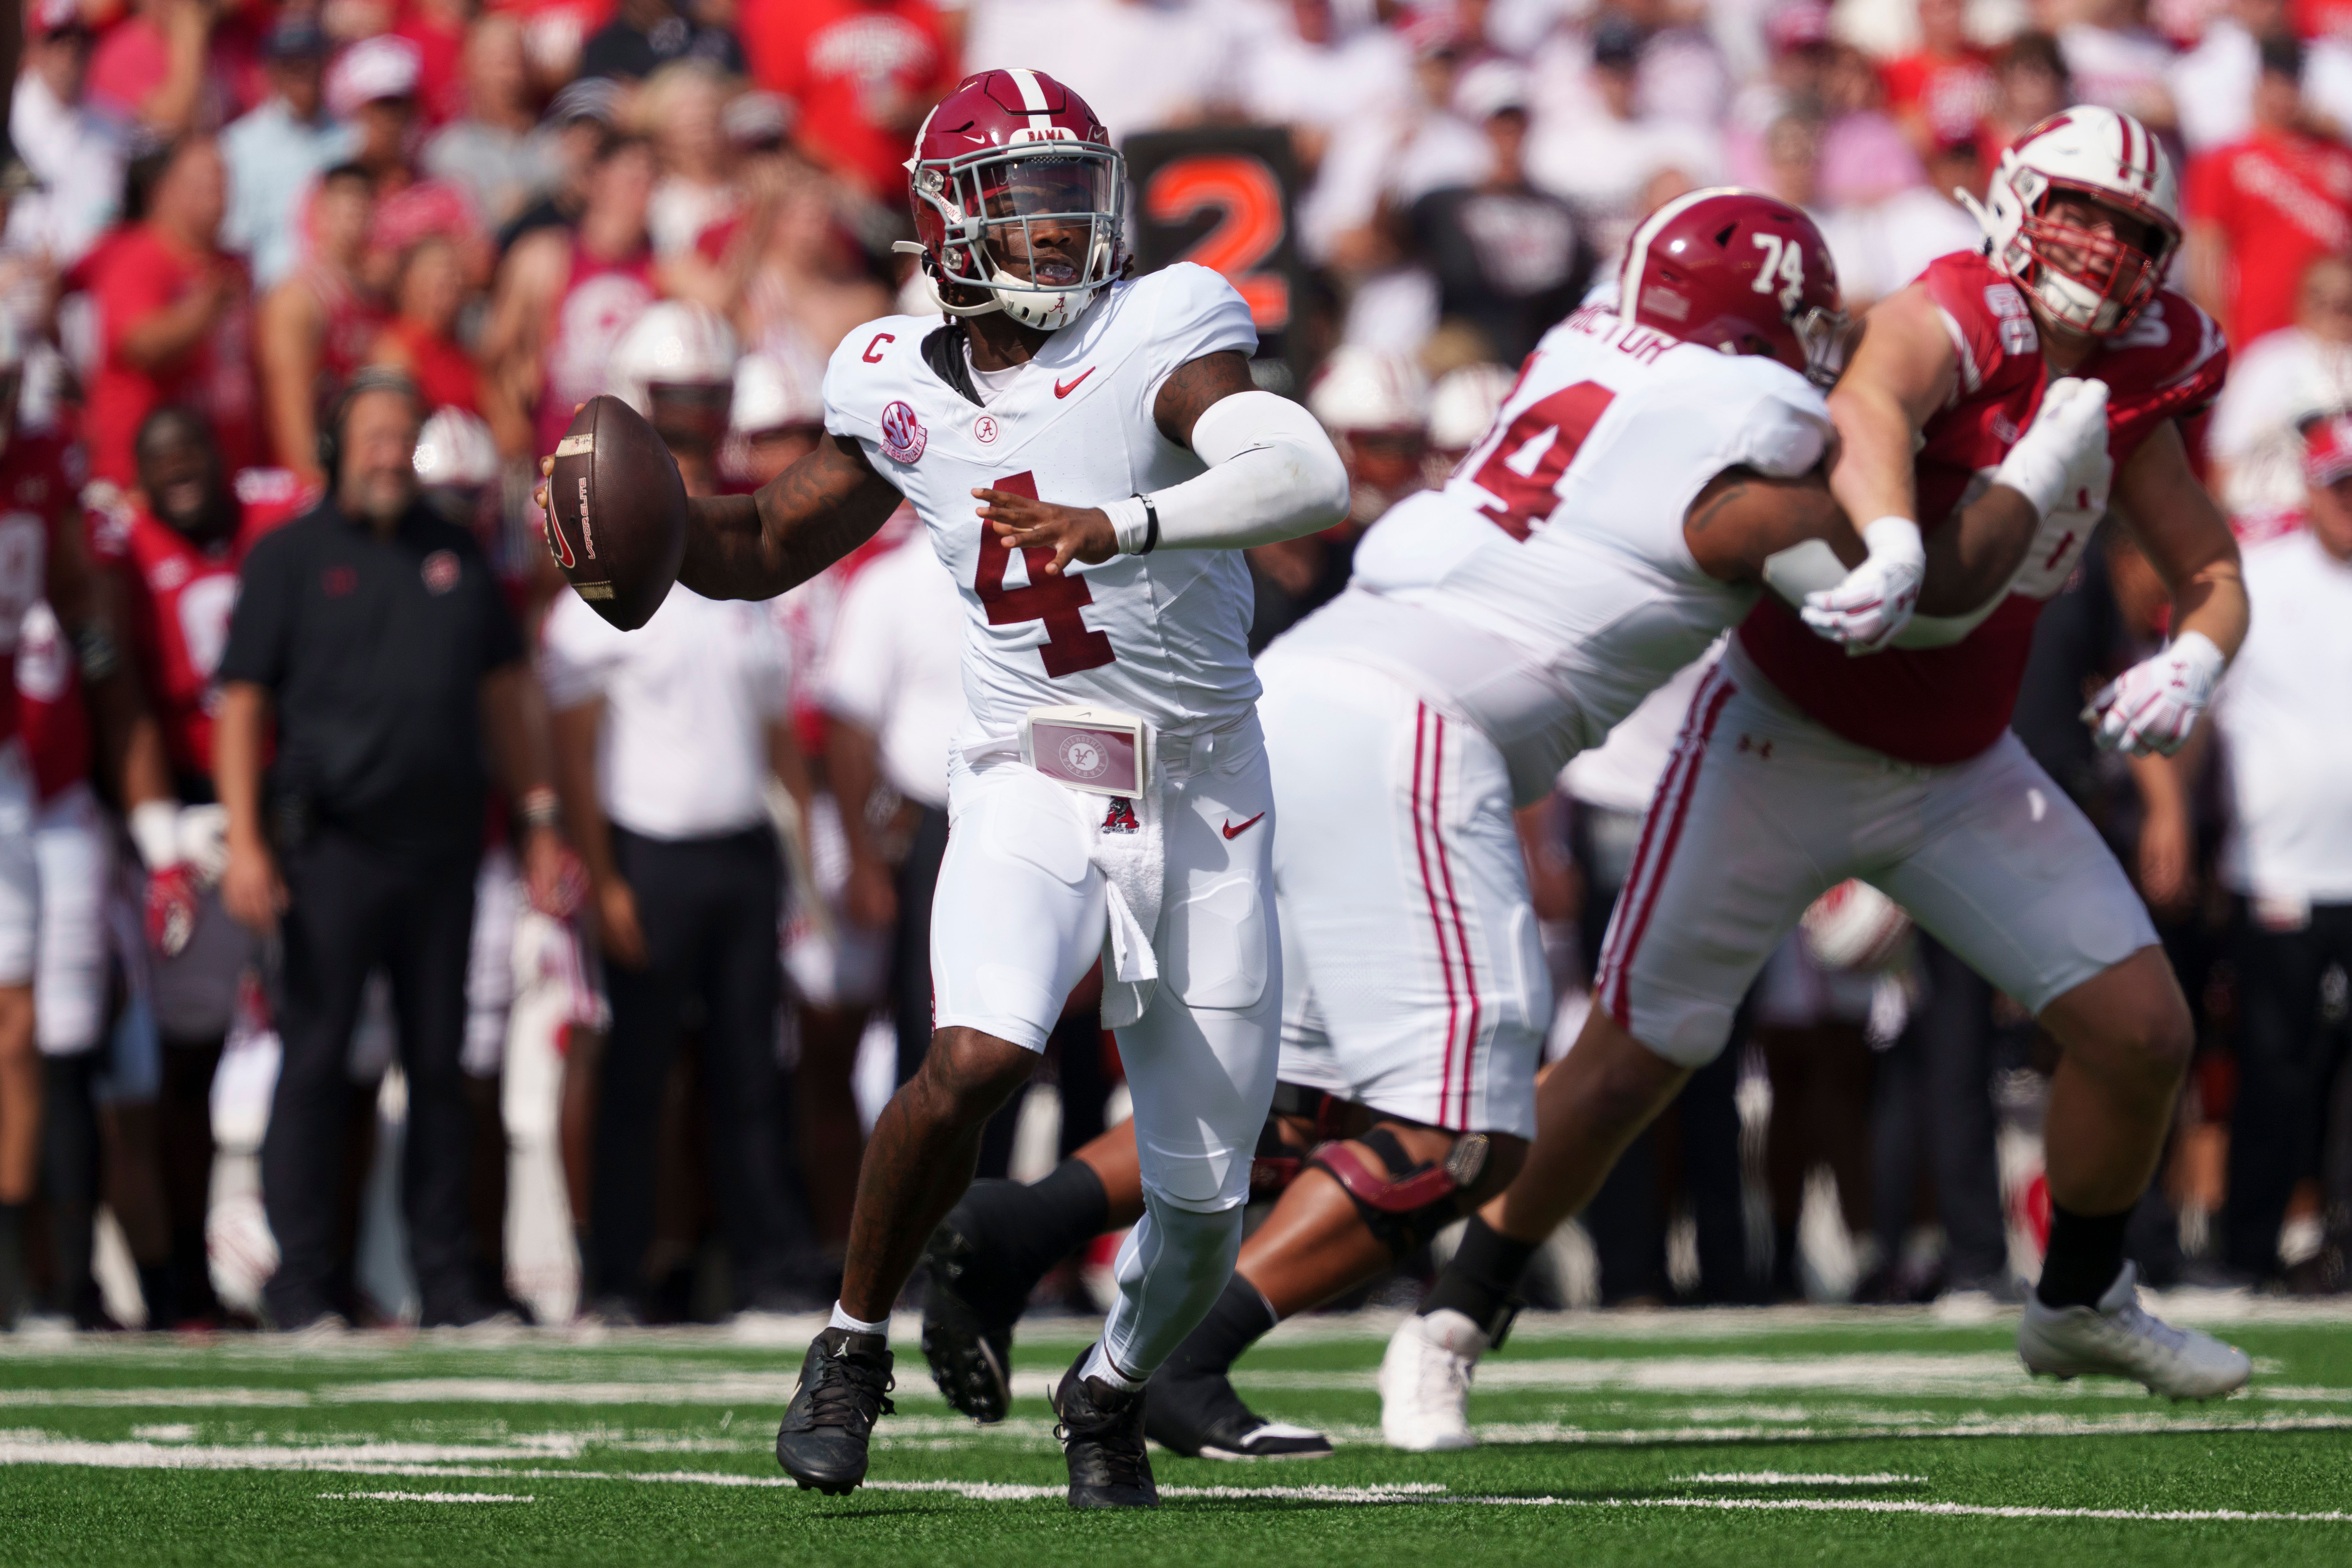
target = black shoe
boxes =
[1143,1367,1333,1460]
[777,1328,895,1495]
[919,1204,1024,1422]
[1052,1345,1157,1509]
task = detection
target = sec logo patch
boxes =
[422,549,461,595]
[880,401,927,464]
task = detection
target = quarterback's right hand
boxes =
[1993,376,2112,518]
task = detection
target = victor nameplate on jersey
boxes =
[1022,705,1147,797]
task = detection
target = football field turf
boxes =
[4,1299,2350,1568]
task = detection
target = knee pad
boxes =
[1309,1126,1492,1257]
[1248,1081,1354,1198]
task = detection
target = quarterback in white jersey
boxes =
[557,69,1352,1508]
[910,187,2115,1462]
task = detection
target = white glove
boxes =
[2082,630,2227,756]
[178,803,232,887]
[1993,377,2113,518]
[128,800,183,873]
[1800,515,1925,653]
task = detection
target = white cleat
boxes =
[2017,1263,2252,1400]
[1379,1308,1488,1451]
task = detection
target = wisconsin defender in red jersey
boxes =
[0,343,139,1324]
[1391,106,2254,1445]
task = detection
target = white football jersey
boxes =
[1278,302,1832,802]
[821,263,1259,746]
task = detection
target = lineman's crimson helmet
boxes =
[1619,187,1850,387]
[899,68,1123,331]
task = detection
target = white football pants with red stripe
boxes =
[1593,645,2159,1067]
[1258,649,1546,1141]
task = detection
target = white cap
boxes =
[1454,59,1530,122]
[1428,362,1515,451]
[611,302,739,417]
[412,408,500,489]
[1307,346,1430,435]
[327,35,423,119]
[728,350,822,435]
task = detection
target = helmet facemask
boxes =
[912,140,1123,330]
[2004,171,2178,335]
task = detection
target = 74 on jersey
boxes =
[974,471,1117,677]
[1464,381,1616,540]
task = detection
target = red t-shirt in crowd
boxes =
[380,317,481,414]
[396,4,471,126]
[2186,127,2352,348]
[86,226,259,488]
[90,467,309,785]
[1881,47,1997,143]
[741,0,958,202]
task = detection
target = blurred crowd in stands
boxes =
[0,0,2349,1333]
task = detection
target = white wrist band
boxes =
[1860,514,1923,563]
[1101,495,1152,556]
[130,800,181,872]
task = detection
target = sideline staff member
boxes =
[215,368,561,1331]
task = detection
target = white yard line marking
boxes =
[1673,1472,1927,1486]
[4,1437,2347,1524]
[317,1491,534,1503]
[1467,1496,2352,1523]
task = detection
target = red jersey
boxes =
[17,602,90,802]
[741,0,958,203]
[1738,252,2229,765]
[2184,129,2352,348]
[381,317,481,414]
[536,241,658,455]
[1881,48,1997,144]
[86,226,259,487]
[95,467,309,787]
[0,435,87,751]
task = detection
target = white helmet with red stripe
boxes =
[1972,106,2181,336]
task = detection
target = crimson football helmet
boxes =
[898,68,1124,331]
[1968,106,2181,335]
[1619,187,1850,388]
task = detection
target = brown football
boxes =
[544,394,688,631]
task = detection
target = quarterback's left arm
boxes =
[2084,420,2248,756]
[975,350,1350,576]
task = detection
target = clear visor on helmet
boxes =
[941,146,1121,296]
[1792,304,1853,389]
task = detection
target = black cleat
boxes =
[1052,1345,1158,1509]
[1143,1367,1334,1460]
[776,1328,895,1495]
[918,1200,1026,1423]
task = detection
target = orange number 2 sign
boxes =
[1142,153,1290,331]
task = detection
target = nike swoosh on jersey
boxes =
[1221,813,1266,839]
[1055,368,1097,398]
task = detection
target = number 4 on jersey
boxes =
[1465,380,1616,539]
[973,471,1117,677]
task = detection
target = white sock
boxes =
[1081,1340,1144,1392]
[828,1301,889,1337]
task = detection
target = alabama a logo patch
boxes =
[880,400,927,464]
[421,549,461,595]
[1101,797,1140,834]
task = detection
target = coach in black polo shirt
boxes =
[215,369,563,1331]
